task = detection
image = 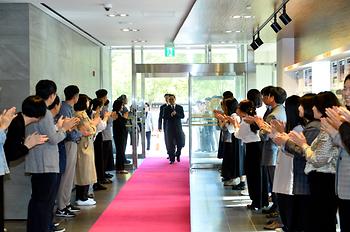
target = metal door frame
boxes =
[132,63,246,168]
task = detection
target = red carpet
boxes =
[89,158,190,232]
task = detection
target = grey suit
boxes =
[25,109,66,173]
[261,104,286,166]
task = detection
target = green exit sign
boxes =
[165,43,175,57]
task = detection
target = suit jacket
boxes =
[163,104,185,147]
[158,103,167,130]
[261,104,286,166]
[285,120,320,195]
[25,109,66,173]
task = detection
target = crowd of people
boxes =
[212,75,350,231]
[0,80,132,232]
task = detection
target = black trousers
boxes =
[146,131,151,150]
[276,193,294,232]
[221,142,234,180]
[94,133,105,182]
[262,165,277,210]
[245,142,268,208]
[103,140,115,171]
[75,185,89,201]
[308,171,337,232]
[293,194,313,232]
[338,198,350,232]
[27,173,58,232]
[114,136,126,171]
[0,176,4,232]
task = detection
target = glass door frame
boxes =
[133,63,246,169]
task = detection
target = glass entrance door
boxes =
[189,74,246,168]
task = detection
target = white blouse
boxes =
[232,120,260,144]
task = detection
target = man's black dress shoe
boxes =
[176,156,180,162]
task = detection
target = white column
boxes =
[277,38,298,96]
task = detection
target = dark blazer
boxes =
[4,113,29,163]
[163,104,185,147]
[158,103,167,130]
[285,120,320,195]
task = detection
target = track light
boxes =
[250,31,263,50]
[279,5,292,25]
[270,14,282,33]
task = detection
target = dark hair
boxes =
[164,93,170,98]
[314,91,341,117]
[74,94,90,111]
[261,86,274,96]
[223,91,234,99]
[104,99,110,106]
[224,98,238,115]
[22,95,47,118]
[48,96,60,110]
[35,80,57,100]
[117,94,127,101]
[285,95,303,133]
[300,93,316,121]
[91,98,104,111]
[113,99,123,112]
[345,74,350,83]
[270,87,287,104]
[238,100,256,116]
[145,102,150,107]
[64,85,79,100]
[247,89,262,108]
[95,89,108,98]
[168,94,176,98]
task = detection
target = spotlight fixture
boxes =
[279,5,292,25]
[254,31,263,46]
[250,39,259,50]
[270,14,282,33]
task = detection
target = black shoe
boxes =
[51,225,66,232]
[55,208,76,218]
[100,178,112,184]
[93,183,107,191]
[232,182,245,190]
[67,204,80,212]
[169,161,175,164]
[176,156,180,162]
[104,173,113,178]
[124,159,131,164]
[166,157,169,159]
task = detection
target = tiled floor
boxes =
[5,159,275,232]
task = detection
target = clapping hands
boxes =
[0,107,17,130]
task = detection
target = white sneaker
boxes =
[76,199,96,206]
[240,189,249,196]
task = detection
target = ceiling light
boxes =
[132,40,147,43]
[246,5,252,10]
[250,31,263,50]
[279,5,292,25]
[116,13,128,17]
[235,30,242,33]
[225,30,233,33]
[270,14,282,33]
[121,28,139,32]
[243,15,252,19]
[106,14,116,17]
[231,15,241,19]
[250,40,258,50]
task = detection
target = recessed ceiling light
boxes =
[225,30,233,33]
[231,15,241,19]
[246,5,252,10]
[132,40,147,43]
[121,28,140,32]
[220,41,226,44]
[243,15,252,19]
[116,13,128,17]
[235,30,242,33]
[106,14,116,17]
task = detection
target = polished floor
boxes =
[5,158,280,232]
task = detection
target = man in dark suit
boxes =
[163,94,185,164]
[158,93,170,158]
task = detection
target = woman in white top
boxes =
[228,99,264,209]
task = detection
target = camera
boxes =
[103,3,112,11]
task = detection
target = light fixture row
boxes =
[250,0,292,50]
